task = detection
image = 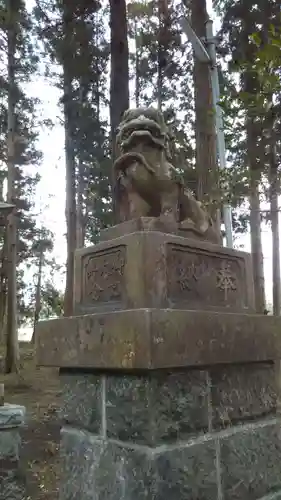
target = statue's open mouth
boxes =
[117,116,167,152]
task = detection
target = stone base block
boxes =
[99,216,217,243]
[56,354,281,499]
[0,404,26,500]
[36,309,281,369]
[73,231,254,315]
[60,364,277,444]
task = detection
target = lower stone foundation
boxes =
[59,362,281,500]
[60,421,281,500]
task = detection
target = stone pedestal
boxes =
[73,228,255,315]
[37,226,281,500]
[0,403,26,499]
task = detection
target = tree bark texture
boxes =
[62,1,77,316]
[191,0,218,218]
[6,0,19,373]
[109,0,129,220]
[32,247,43,343]
[269,129,280,315]
[76,83,87,250]
[247,117,265,313]
[242,5,265,313]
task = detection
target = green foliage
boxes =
[0,0,50,326]
[214,0,281,222]
[127,0,196,188]
[40,281,64,318]
[7,0,281,325]
[34,0,112,242]
[20,225,63,323]
[250,25,281,95]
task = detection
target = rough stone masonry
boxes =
[37,107,281,500]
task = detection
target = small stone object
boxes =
[0,403,26,499]
[0,403,25,428]
[0,383,4,406]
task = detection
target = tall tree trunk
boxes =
[191,0,218,218]
[263,12,279,315]
[76,83,86,249]
[6,0,19,373]
[32,247,43,343]
[0,232,8,345]
[157,0,172,111]
[241,3,265,313]
[76,166,85,249]
[247,117,265,313]
[0,180,7,344]
[249,178,265,312]
[63,1,76,316]
[269,128,280,315]
[135,19,140,108]
[157,0,165,111]
[109,0,129,220]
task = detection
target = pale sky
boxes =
[23,0,275,308]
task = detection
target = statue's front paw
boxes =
[180,218,196,229]
[159,211,178,230]
[126,163,152,184]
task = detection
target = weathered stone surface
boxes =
[81,245,126,306]
[166,241,253,311]
[60,426,218,500]
[0,404,25,428]
[0,430,21,459]
[106,370,209,445]
[74,234,145,315]
[149,309,281,369]
[0,467,25,500]
[73,232,254,315]
[60,427,157,500]
[257,492,281,499]
[0,355,4,373]
[99,217,181,242]
[152,371,210,442]
[220,421,281,500]
[0,405,25,499]
[36,308,281,369]
[211,363,277,428]
[155,440,218,500]
[36,309,151,369]
[99,217,223,243]
[60,374,102,432]
[106,375,151,444]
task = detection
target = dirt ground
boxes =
[1,344,61,500]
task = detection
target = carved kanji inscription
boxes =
[216,261,237,300]
[167,244,246,308]
[82,246,126,303]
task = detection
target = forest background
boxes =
[0,0,280,364]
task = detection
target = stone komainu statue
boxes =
[113,107,221,244]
